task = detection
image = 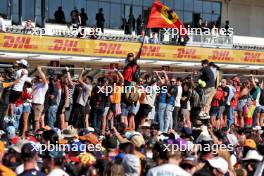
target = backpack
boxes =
[259,89,264,105]
[125,86,140,105]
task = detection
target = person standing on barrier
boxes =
[69,68,92,129]
[31,66,48,131]
[8,59,28,121]
[199,59,216,120]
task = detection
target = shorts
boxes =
[32,104,44,121]
[219,105,225,116]
[64,105,72,122]
[237,99,247,112]
[136,104,152,118]
[121,103,139,117]
[109,103,121,115]
[202,87,216,107]
[255,105,264,113]
[210,106,220,118]
[9,90,21,103]
[23,105,31,113]
[181,108,189,120]
[103,106,110,117]
[85,103,90,115]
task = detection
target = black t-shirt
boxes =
[200,67,215,88]
[259,89,264,105]
[18,169,45,176]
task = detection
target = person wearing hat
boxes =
[18,142,45,176]
[147,149,191,176]
[243,139,257,158]
[242,150,264,176]
[0,141,16,176]
[42,150,69,176]
[6,59,28,128]
[194,156,228,176]
[14,140,40,175]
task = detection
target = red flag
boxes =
[147,1,187,36]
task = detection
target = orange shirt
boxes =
[112,85,122,104]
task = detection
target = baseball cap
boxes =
[6,126,16,138]
[244,139,256,149]
[16,59,28,67]
[21,143,38,160]
[208,156,228,174]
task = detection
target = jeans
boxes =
[91,108,105,133]
[173,107,180,131]
[158,103,166,132]
[164,104,174,132]
[226,106,235,128]
[47,105,58,128]
[13,105,23,130]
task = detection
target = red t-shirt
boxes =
[123,63,138,83]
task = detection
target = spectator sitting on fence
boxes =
[23,20,34,34]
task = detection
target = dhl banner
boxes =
[0,33,264,65]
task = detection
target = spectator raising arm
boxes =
[114,68,124,84]
[251,74,257,88]
[163,70,169,83]
[37,66,47,85]
[65,67,73,87]
[78,68,86,87]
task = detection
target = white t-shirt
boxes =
[32,82,48,104]
[15,163,39,175]
[12,69,28,92]
[147,164,191,176]
[143,83,157,107]
[48,168,69,176]
[174,85,182,107]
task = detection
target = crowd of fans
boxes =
[0,49,263,176]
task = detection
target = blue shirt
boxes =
[159,85,167,104]
[166,86,177,105]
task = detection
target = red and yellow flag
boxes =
[147,1,187,34]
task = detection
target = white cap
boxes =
[25,77,32,83]
[243,150,263,161]
[253,126,261,131]
[16,59,28,67]
[208,156,228,174]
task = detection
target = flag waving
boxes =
[147,1,187,36]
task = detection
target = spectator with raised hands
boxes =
[69,68,92,129]
[31,66,48,131]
